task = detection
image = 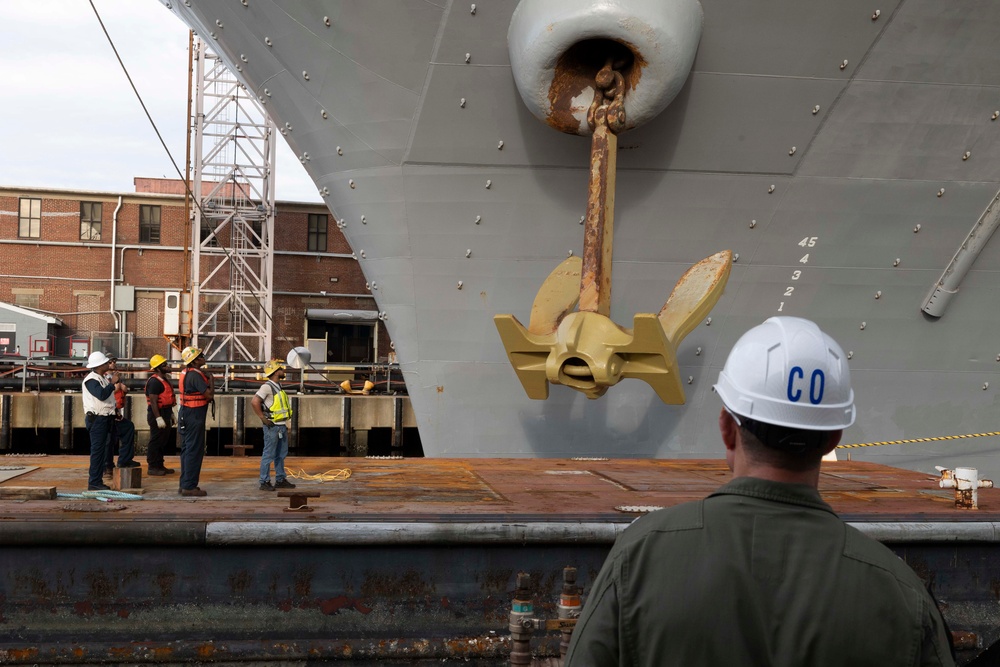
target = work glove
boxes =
[156,416,166,429]
[263,419,275,427]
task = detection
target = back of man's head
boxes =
[714,317,855,469]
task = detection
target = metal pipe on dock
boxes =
[234,396,245,447]
[0,394,10,450]
[392,396,403,453]
[60,395,73,450]
[340,396,352,455]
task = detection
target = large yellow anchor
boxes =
[495,60,732,402]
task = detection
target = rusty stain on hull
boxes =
[547,39,646,135]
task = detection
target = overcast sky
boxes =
[0,0,320,202]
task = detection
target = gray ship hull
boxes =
[163,1,1000,477]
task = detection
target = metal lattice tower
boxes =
[190,38,275,362]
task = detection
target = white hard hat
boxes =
[714,317,855,430]
[86,351,111,369]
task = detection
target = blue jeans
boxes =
[103,417,136,469]
[178,406,207,490]
[260,423,288,483]
[85,414,114,488]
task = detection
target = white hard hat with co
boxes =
[714,316,856,431]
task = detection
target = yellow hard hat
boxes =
[149,354,168,370]
[181,346,202,365]
[263,359,285,377]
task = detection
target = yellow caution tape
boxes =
[837,431,1000,449]
[286,468,352,482]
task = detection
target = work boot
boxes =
[274,479,296,489]
[147,467,169,476]
[103,467,113,479]
[180,488,207,497]
[118,461,141,468]
[88,483,111,491]
[259,480,275,491]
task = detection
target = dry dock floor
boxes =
[0,455,995,524]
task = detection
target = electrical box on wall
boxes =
[113,285,136,312]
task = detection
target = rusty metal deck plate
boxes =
[0,455,990,528]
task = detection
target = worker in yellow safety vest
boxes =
[251,359,296,491]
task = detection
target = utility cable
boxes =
[286,468,352,482]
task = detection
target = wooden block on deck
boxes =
[277,489,320,512]
[225,445,254,457]
[0,486,57,500]
[113,467,142,491]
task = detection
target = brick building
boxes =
[0,179,389,364]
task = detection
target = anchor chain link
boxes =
[587,60,627,135]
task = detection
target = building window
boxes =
[18,198,40,238]
[13,291,41,310]
[80,201,102,240]
[308,213,327,252]
[140,205,161,243]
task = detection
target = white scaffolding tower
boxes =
[190,38,275,362]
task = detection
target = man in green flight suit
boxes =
[565,316,954,666]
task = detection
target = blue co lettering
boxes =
[787,367,826,405]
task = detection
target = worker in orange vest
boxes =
[144,354,176,476]
[177,346,214,496]
[103,354,137,476]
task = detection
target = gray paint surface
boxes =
[163,1,1000,481]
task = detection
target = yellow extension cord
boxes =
[286,468,352,482]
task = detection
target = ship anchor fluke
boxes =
[495,251,731,401]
